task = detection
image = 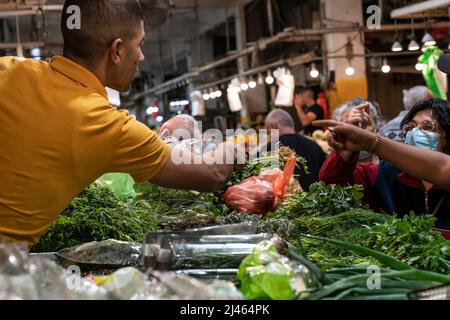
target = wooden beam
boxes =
[391,0,450,19]
[0,41,44,49]
[0,5,63,17]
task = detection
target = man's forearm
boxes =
[150,143,235,192]
[296,107,312,127]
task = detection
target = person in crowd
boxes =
[312,53,450,191]
[318,99,450,236]
[278,86,305,133]
[159,114,219,154]
[264,109,326,191]
[159,114,202,141]
[379,86,433,142]
[0,0,238,246]
[294,87,324,136]
[331,98,383,163]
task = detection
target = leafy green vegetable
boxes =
[135,182,219,231]
[365,213,450,274]
[302,234,413,271]
[32,184,158,252]
[277,182,366,218]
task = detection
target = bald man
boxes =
[265,109,326,191]
[159,114,202,141]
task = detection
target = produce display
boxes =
[23,148,450,300]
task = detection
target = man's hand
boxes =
[313,120,377,153]
[346,103,371,129]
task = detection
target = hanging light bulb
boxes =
[391,20,403,52]
[30,47,41,58]
[408,18,420,51]
[408,38,420,51]
[248,77,257,89]
[309,63,319,78]
[203,90,210,101]
[240,82,249,91]
[214,87,222,98]
[265,70,274,85]
[421,31,436,47]
[391,39,403,52]
[209,89,217,99]
[345,59,355,76]
[345,66,355,76]
[381,58,391,74]
[415,62,424,71]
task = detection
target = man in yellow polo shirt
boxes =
[0,0,236,246]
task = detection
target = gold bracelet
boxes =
[370,134,382,154]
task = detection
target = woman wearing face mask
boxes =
[319,98,450,233]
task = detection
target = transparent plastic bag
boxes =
[143,223,258,269]
[238,240,315,300]
[0,240,110,300]
[170,241,260,270]
[224,155,297,216]
[143,231,273,270]
[56,240,143,270]
[151,271,243,300]
[95,173,137,200]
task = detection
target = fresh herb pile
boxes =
[32,184,158,252]
[365,214,450,274]
[135,182,219,231]
[277,182,366,218]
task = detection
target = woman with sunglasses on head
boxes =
[319,99,450,238]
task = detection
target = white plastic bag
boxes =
[274,67,295,107]
[227,77,243,112]
[190,90,205,116]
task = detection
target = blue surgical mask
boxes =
[405,127,440,151]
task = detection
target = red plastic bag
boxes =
[224,156,297,216]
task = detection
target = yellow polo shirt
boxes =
[0,56,170,246]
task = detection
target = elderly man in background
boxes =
[159,114,219,154]
[379,86,434,143]
[159,114,202,141]
[264,109,326,191]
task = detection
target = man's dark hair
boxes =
[294,86,314,97]
[61,0,144,62]
[294,86,304,96]
[401,98,450,154]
